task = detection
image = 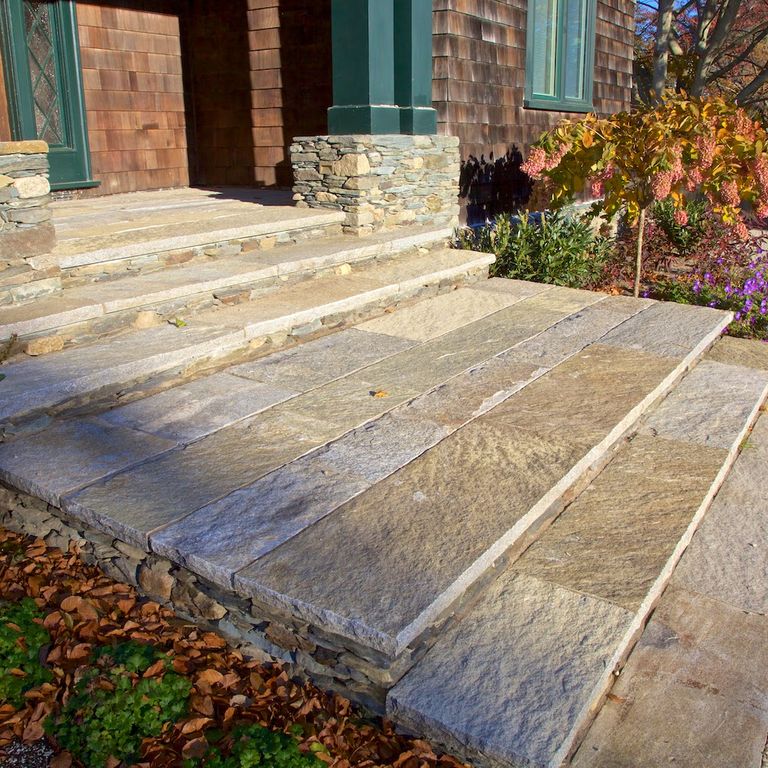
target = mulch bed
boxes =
[0,527,467,768]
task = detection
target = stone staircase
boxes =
[1,261,766,767]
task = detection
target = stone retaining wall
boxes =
[291,135,460,236]
[0,141,59,306]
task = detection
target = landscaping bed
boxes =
[0,527,467,768]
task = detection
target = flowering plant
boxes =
[522,94,768,296]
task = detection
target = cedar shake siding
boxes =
[76,1,190,195]
[0,52,11,142]
[432,0,634,162]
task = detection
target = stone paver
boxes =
[356,284,537,340]
[512,435,727,611]
[389,573,632,768]
[0,419,175,506]
[640,359,768,448]
[573,586,768,768]
[101,372,296,443]
[228,328,414,391]
[600,301,731,358]
[705,334,768,371]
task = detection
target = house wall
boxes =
[76,1,189,195]
[432,0,634,160]
[247,0,332,187]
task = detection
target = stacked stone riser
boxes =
[61,222,344,288]
[292,135,460,236]
[0,141,58,306]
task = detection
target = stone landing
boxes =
[0,279,762,766]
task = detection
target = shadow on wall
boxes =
[459,146,534,227]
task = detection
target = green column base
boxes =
[399,107,438,135]
[328,105,401,135]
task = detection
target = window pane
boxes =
[564,0,588,100]
[532,0,559,97]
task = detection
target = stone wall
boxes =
[291,135,460,236]
[0,140,59,306]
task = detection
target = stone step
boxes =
[386,352,768,768]
[54,205,346,275]
[0,224,451,349]
[0,247,492,429]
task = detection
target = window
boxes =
[525,0,596,112]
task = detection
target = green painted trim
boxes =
[393,0,436,134]
[0,0,95,187]
[399,107,437,134]
[328,105,401,134]
[524,0,597,113]
[50,178,100,191]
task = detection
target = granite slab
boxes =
[600,300,731,358]
[573,587,768,768]
[101,372,296,443]
[639,359,768,448]
[0,419,175,506]
[512,435,728,611]
[228,328,415,391]
[706,334,768,371]
[388,572,632,768]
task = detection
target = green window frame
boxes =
[524,0,597,113]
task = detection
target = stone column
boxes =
[327,0,401,135]
[394,0,438,134]
[0,140,60,305]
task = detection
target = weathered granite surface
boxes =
[389,573,632,768]
[640,359,768,448]
[0,419,174,505]
[513,435,728,611]
[574,586,768,768]
[672,412,768,614]
[228,328,414,390]
[600,301,731,358]
[705,334,768,371]
[101,372,295,442]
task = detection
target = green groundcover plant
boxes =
[0,598,52,708]
[47,640,192,768]
[191,723,322,768]
[456,209,612,289]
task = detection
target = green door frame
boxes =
[0,0,97,189]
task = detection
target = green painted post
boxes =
[327,0,400,134]
[394,0,437,134]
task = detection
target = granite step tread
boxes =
[48,285,596,549]
[53,206,346,268]
[0,248,492,425]
[1,224,451,339]
[386,356,768,768]
[232,302,731,659]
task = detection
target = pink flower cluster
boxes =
[673,209,689,226]
[520,142,572,180]
[651,170,675,200]
[588,163,614,198]
[686,166,703,191]
[696,135,717,168]
[721,179,740,207]
[753,155,768,218]
[733,110,757,140]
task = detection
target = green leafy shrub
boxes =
[456,210,612,288]
[652,198,708,256]
[0,598,52,708]
[48,640,191,768]
[199,723,321,768]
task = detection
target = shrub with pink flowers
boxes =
[521,93,768,296]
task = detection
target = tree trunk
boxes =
[652,0,676,99]
[634,208,646,299]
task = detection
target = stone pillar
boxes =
[327,0,400,135]
[292,134,460,236]
[394,0,438,135]
[0,141,60,306]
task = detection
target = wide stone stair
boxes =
[1,269,765,768]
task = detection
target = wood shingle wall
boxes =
[432,0,634,162]
[76,1,189,195]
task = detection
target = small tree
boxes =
[521,94,768,296]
